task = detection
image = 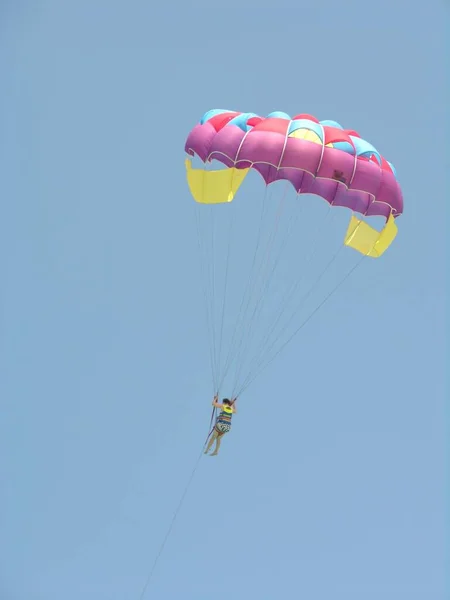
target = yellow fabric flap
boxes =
[185,158,249,204]
[344,213,398,258]
[288,128,322,144]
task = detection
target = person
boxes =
[204,395,237,456]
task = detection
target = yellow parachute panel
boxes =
[185,158,249,204]
[288,128,322,144]
[344,213,398,258]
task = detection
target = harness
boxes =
[215,405,233,435]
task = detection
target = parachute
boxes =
[185,109,403,396]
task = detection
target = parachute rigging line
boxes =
[237,254,366,397]
[137,418,217,600]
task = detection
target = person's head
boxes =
[222,398,232,406]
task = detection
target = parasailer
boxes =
[204,396,237,456]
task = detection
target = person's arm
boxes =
[212,395,222,409]
[231,398,238,413]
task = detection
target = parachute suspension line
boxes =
[230,183,290,395]
[231,183,301,396]
[196,154,226,393]
[205,404,218,444]
[215,204,235,395]
[236,254,366,397]
[222,183,272,375]
[218,184,271,390]
[195,205,217,393]
[240,242,345,390]
[209,204,219,390]
[235,193,299,360]
[232,199,337,395]
[235,203,337,389]
[200,158,219,391]
[236,199,376,395]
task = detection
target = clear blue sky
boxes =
[0,2,447,599]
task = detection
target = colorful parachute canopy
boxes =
[185,109,403,257]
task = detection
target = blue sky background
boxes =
[0,1,447,599]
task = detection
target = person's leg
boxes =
[210,433,223,455]
[204,430,217,454]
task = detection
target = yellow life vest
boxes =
[222,404,233,414]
